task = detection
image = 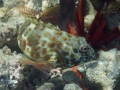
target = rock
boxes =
[62,68,81,84]
[63,83,83,90]
[2,0,24,8]
[0,0,60,48]
[82,0,97,33]
[0,46,52,90]
[89,0,105,11]
[37,83,55,90]
[2,45,12,55]
[0,5,25,47]
[49,77,64,90]
[77,49,120,90]
[41,0,59,11]
[0,46,23,90]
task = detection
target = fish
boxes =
[17,16,95,68]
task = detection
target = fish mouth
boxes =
[71,49,95,66]
[67,55,94,66]
[73,55,93,65]
[64,47,95,67]
[79,55,93,62]
[80,50,95,62]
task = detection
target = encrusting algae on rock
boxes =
[17,15,95,68]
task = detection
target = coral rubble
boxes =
[77,49,120,90]
[0,46,51,90]
[0,46,23,89]
[0,6,25,47]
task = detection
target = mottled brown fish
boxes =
[17,16,95,68]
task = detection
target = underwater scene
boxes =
[0,0,120,90]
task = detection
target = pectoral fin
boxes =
[19,55,52,71]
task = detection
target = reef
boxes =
[0,46,23,90]
[0,0,120,90]
[77,49,120,90]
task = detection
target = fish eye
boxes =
[80,46,88,52]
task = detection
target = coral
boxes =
[0,7,24,47]
[24,0,41,12]
[24,0,59,12]
[2,0,24,8]
[2,0,59,12]
[41,0,59,11]
[0,21,18,47]
[83,0,97,33]
[0,6,9,18]
[8,53,23,89]
[0,46,52,90]
[0,46,23,89]
[50,68,62,78]
[77,49,120,90]
[0,51,9,89]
